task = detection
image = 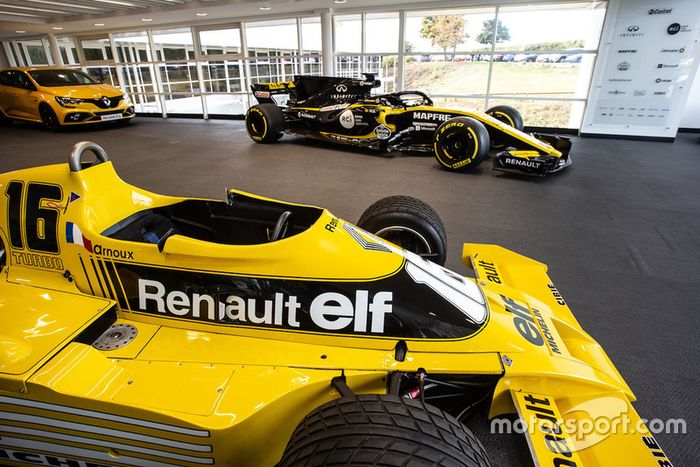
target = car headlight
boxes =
[121,90,130,103]
[55,96,84,106]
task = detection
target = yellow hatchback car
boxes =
[0,67,134,129]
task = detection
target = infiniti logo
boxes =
[335,84,348,92]
[627,25,639,32]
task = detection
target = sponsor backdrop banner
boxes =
[582,0,700,138]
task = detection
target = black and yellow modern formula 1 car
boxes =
[246,74,572,176]
[0,142,671,466]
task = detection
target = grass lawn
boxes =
[403,61,585,127]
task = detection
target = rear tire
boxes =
[279,395,491,467]
[358,195,447,266]
[433,117,490,172]
[39,104,60,131]
[486,105,523,149]
[245,104,284,143]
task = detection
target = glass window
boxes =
[16,40,49,65]
[56,37,78,65]
[200,27,241,56]
[152,28,194,62]
[487,98,585,128]
[79,37,113,61]
[366,13,399,54]
[494,3,606,52]
[164,94,202,115]
[113,31,152,63]
[334,15,361,54]
[83,66,119,86]
[404,8,496,56]
[301,17,321,55]
[246,19,299,56]
[403,55,489,96]
[28,69,97,86]
[205,94,248,116]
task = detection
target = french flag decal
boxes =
[66,222,93,252]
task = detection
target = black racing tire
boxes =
[279,395,491,467]
[433,117,490,172]
[245,103,284,143]
[358,195,447,266]
[39,104,61,131]
[486,105,523,149]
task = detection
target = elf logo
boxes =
[138,279,392,333]
[501,295,544,346]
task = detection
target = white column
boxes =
[320,9,333,76]
[47,34,63,66]
[147,30,167,118]
[396,10,406,91]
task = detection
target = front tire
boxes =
[245,104,284,143]
[279,395,491,467]
[486,105,523,149]
[433,117,490,172]
[39,104,60,131]
[358,195,447,266]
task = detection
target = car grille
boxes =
[86,96,123,109]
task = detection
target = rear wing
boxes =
[250,80,296,104]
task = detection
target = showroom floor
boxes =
[1,118,698,466]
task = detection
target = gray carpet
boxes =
[0,118,697,466]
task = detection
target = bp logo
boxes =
[339,109,355,129]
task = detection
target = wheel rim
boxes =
[41,107,58,128]
[375,226,434,258]
[442,130,473,162]
[247,112,266,137]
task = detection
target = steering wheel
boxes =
[69,141,110,172]
[270,211,292,242]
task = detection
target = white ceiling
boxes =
[0,0,573,40]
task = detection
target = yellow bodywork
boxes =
[0,159,669,466]
[0,67,134,126]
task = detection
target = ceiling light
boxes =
[334,0,347,3]
[259,4,271,10]
[26,0,100,10]
[94,0,135,6]
[16,30,26,33]
[52,26,63,30]
[0,10,39,16]
[0,2,66,14]
[94,23,105,26]
[196,12,207,16]
[141,18,152,22]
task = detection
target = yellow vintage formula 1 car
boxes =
[0,143,671,466]
[246,75,572,176]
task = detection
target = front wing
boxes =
[463,244,673,466]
